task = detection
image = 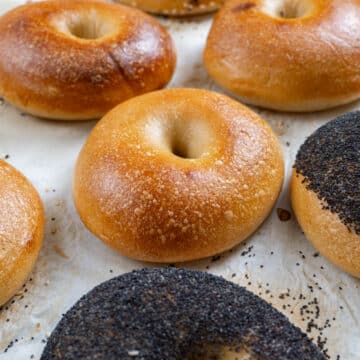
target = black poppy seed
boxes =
[41,268,325,360]
[294,111,360,233]
[241,246,253,257]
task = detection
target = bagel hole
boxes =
[171,140,192,159]
[186,343,252,360]
[145,119,216,160]
[262,0,312,19]
[53,9,115,40]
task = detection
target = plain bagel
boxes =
[0,0,176,120]
[115,0,224,16]
[204,0,360,112]
[73,88,284,263]
[0,160,44,306]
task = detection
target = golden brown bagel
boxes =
[291,112,360,277]
[204,0,360,112]
[73,88,284,263]
[0,160,44,306]
[0,0,176,120]
[115,0,224,16]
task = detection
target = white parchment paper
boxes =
[0,1,359,359]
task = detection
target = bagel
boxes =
[0,0,176,120]
[115,0,224,16]
[73,88,284,263]
[204,0,360,112]
[0,160,44,306]
[41,268,324,359]
[291,111,360,277]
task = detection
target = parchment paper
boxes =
[0,1,359,359]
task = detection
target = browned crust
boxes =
[115,0,224,16]
[73,88,284,263]
[204,0,360,112]
[0,160,45,306]
[0,0,176,120]
[291,171,360,278]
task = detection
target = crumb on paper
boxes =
[53,245,69,259]
[277,208,292,222]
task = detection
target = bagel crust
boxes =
[73,88,284,263]
[0,0,176,120]
[115,0,224,15]
[204,0,360,112]
[291,112,360,277]
[292,173,360,278]
[0,160,44,306]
